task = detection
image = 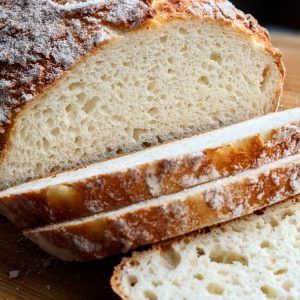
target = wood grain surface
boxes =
[0,32,299,300]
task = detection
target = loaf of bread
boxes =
[0,109,299,227]
[0,0,284,189]
[23,154,300,261]
[111,195,300,300]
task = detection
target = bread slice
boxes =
[0,0,284,189]
[112,195,300,300]
[23,154,300,261]
[1,108,299,228]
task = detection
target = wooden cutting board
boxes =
[0,32,299,300]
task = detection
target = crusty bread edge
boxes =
[23,155,300,261]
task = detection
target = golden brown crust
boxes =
[0,0,284,163]
[111,194,300,299]
[23,156,300,261]
[1,121,299,227]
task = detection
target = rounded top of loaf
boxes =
[0,0,283,154]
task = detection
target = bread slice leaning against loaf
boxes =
[0,0,284,189]
[1,108,299,228]
[111,195,300,300]
[24,154,300,261]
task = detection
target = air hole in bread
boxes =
[76,92,86,103]
[147,107,158,117]
[123,61,133,67]
[88,124,96,133]
[226,84,233,92]
[261,285,278,299]
[167,57,174,65]
[100,74,109,82]
[133,128,148,142]
[144,290,158,300]
[281,209,294,219]
[65,103,74,114]
[42,108,53,117]
[51,127,60,137]
[69,82,82,91]
[218,269,229,276]
[171,280,180,287]
[178,27,188,35]
[128,275,138,287]
[35,162,42,173]
[274,268,288,275]
[196,247,205,257]
[260,241,272,249]
[152,280,162,287]
[180,45,188,53]
[198,76,209,85]
[209,248,248,266]
[147,81,156,92]
[161,245,181,270]
[43,138,50,150]
[46,118,54,127]
[106,146,112,152]
[182,237,191,244]
[142,141,152,148]
[83,97,98,113]
[210,52,222,64]
[270,218,279,228]
[116,148,124,155]
[74,148,82,156]
[112,115,122,122]
[260,65,271,92]
[160,35,168,43]
[194,273,204,281]
[75,136,82,145]
[207,283,224,295]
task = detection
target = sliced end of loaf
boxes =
[112,195,300,300]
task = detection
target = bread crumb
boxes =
[8,270,20,279]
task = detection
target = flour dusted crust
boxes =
[0,120,299,228]
[0,0,284,162]
[23,155,300,261]
[0,0,153,155]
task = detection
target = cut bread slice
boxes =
[1,109,299,228]
[0,0,284,189]
[24,154,300,261]
[112,195,300,300]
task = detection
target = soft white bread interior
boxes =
[112,195,300,300]
[0,17,283,188]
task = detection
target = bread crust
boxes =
[0,0,284,165]
[0,120,299,227]
[110,195,300,300]
[23,155,300,261]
